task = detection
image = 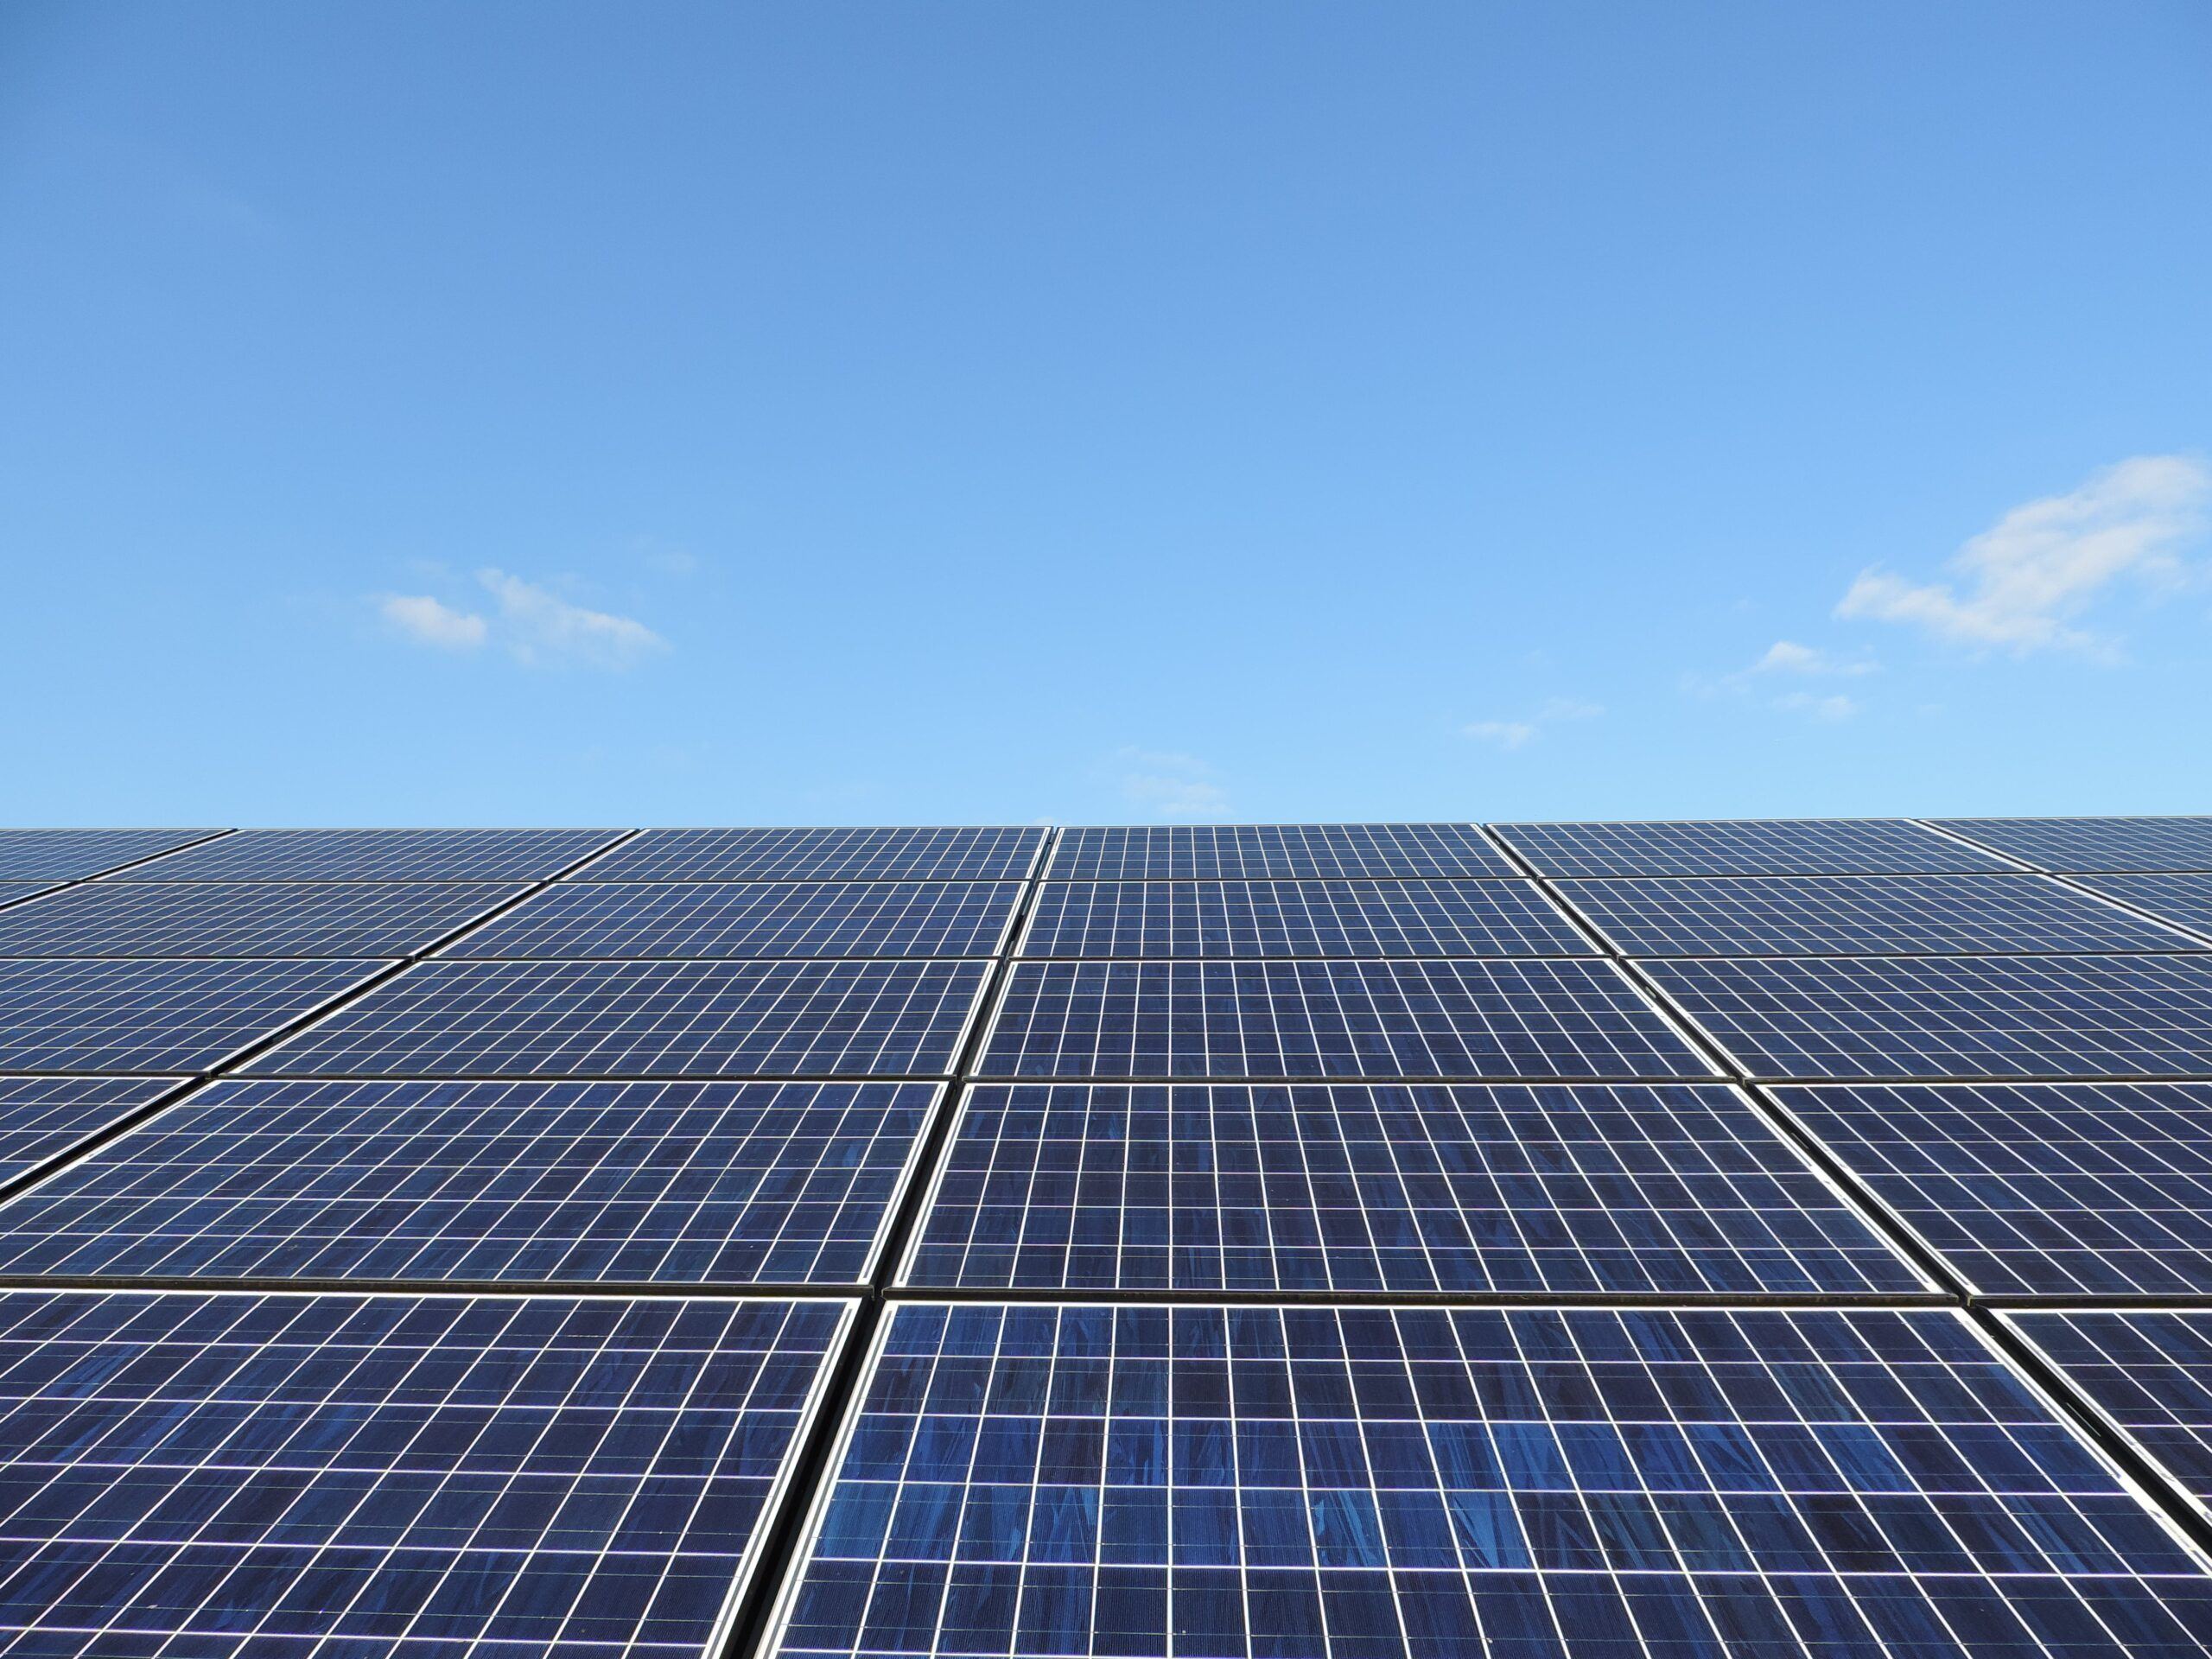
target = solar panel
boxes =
[0,1288,850,1655]
[1776,1082,2212,1299]
[1557,873,2199,957]
[0,829,219,882]
[1644,954,2212,1082]
[0,1076,175,1185]
[124,826,625,882]
[979,959,1714,1081]
[1492,817,2018,877]
[2008,1312,2212,1527]
[582,826,1046,882]
[0,1077,939,1286]
[0,880,530,959]
[1046,823,1518,880]
[450,880,1024,959]
[1941,817,2212,874]
[772,1303,2212,1659]
[1020,880,1594,959]
[249,957,994,1079]
[2083,874,2212,942]
[0,957,385,1074]
[0,884,54,910]
[901,1081,1925,1295]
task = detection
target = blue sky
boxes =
[3,2,2208,827]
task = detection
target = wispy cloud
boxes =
[371,570,667,668]
[1836,454,2209,654]
[1750,639,1876,677]
[1115,748,1230,818]
[479,570,668,668]
[378,594,488,650]
[1465,697,1601,750]
[1776,691,1860,721]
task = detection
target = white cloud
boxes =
[1465,697,1601,749]
[1776,691,1859,721]
[1751,639,1875,677]
[379,594,487,650]
[1836,454,2209,653]
[1115,748,1230,818]
[477,569,668,669]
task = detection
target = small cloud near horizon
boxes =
[1114,748,1230,818]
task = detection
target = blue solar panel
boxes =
[124,827,625,881]
[1046,823,1517,880]
[0,885,54,912]
[1941,817,2212,874]
[1643,954,2212,1081]
[0,1288,850,1656]
[1493,817,2018,877]
[1020,880,1594,958]
[1776,1082,2212,1299]
[979,960,1714,1081]
[1557,874,2199,957]
[902,1082,1924,1295]
[0,1077,939,1286]
[0,829,221,882]
[583,826,1047,882]
[0,880,529,958]
[250,957,994,1078]
[451,880,1024,959]
[0,1076,175,1185]
[0,957,385,1074]
[2008,1312,2212,1527]
[2084,874,2212,942]
[775,1303,2212,1659]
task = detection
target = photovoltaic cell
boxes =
[582,826,1046,883]
[2008,1311,2212,1527]
[1556,874,2197,957]
[452,880,1024,959]
[2082,874,2212,943]
[124,826,625,882]
[1941,817,2212,874]
[0,829,219,883]
[1644,954,2212,1082]
[774,1303,2212,1659]
[249,957,993,1079]
[0,1076,176,1185]
[1776,1082,2212,1299]
[979,959,1713,1081]
[902,1082,1924,1295]
[0,885,54,912]
[1492,817,2018,878]
[0,1077,938,1286]
[1046,824,1518,880]
[0,880,530,959]
[1020,880,1593,959]
[0,1288,850,1657]
[0,957,385,1074]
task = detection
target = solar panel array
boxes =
[3,815,2212,1659]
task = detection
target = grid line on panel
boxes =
[0,1077,945,1290]
[2071,875,2212,948]
[1020,880,1596,960]
[1933,817,2212,875]
[897,1081,1934,1300]
[0,828,232,885]
[765,1301,2212,1659]
[1638,954,2212,1082]
[448,880,1027,960]
[1491,817,2024,878]
[1556,873,2204,959]
[117,826,629,882]
[0,880,534,959]
[580,826,1050,884]
[1045,824,1521,880]
[0,1287,855,1658]
[976,958,1718,1083]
